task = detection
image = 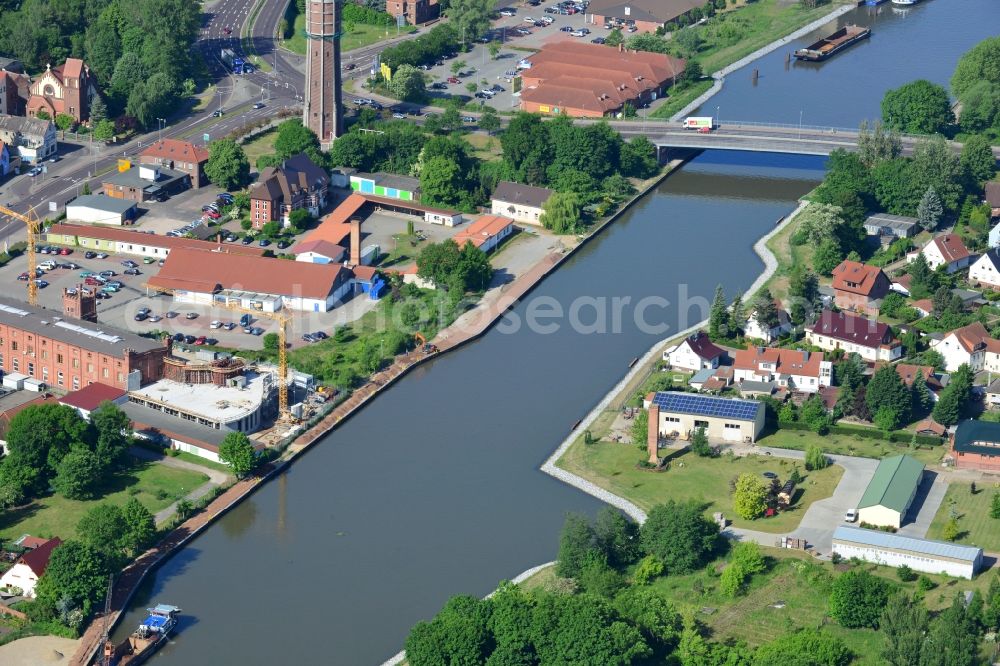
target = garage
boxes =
[65,194,138,226]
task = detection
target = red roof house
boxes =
[831,260,891,316]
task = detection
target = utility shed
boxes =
[832,526,982,579]
[857,455,924,529]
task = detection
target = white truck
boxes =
[682,116,715,130]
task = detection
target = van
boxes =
[239,313,252,327]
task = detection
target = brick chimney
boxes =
[647,404,659,464]
[350,217,361,266]
[63,285,97,322]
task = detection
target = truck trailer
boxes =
[682,116,715,130]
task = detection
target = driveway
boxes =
[897,471,948,539]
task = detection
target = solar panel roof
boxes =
[651,391,761,421]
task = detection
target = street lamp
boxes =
[798,109,803,138]
[716,105,720,126]
[156,118,166,143]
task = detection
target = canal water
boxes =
[122,2,998,662]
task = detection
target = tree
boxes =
[829,569,891,629]
[419,155,467,208]
[479,107,500,134]
[205,138,250,190]
[614,586,682,647]
[709,284,727,338]
[387,64,426,102]
[121,498,155,556]
[813,237,844,276]
[557,513,596,578]
[728,294,745,335]
[3,403,94,495]
[720,541,766,597]
[640,501,718,574]
[632,554,664,585]
[753,629,850,666]
[540,191,581,234]
[593,507,639,568]
[933,364,972,426]
[794,203,842,245]
[54,112,76,131]
[788,264,819,322]
[449,0,493,46]
[881,79,954,134]
[90,402,132,472]
[404,595,492,665]
[800,395,830,434]
[219,431,258,479]
[805,445,828,471]
[857,119,902,167]
[274,118,321,160]
[262,332,280,352]
[922,594,979,666]
[689,426,713,457]
[866,364,911,429]
[942,516,961,542]
[951,36,1000,100]
[733,473,768,520]
[93,119,115,141]
[33,541,109,620]
[77,503,128,563]
[957,81,1000,134]
[991,493,1000,520]
[960,133,997,185]
[52,448,102,500]
[488,40,502,59]
[751,289,779,330]
[910,136,964,213]
[916,186,943,231]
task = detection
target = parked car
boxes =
[253,102,265,109]
[447,76,461,84]
[204,210,221,219]
[475,92,491,99]
[185,312,198,320]
[134,312,148,321]
[194,336,207,346]
[430,82,447,90]
[122,260,138,268]
[148,315,162,322]
[95,253,108,259]
[204,338,218,346]
[95,291,111,299]
[212,109,224,117]
[302,333,316,343]
[250,327,264,336]
[124,268,141,275]
[560,25,573,32]
[276,240,289,250]
[223,322,237,331]
[84,251,97,259]
[499,8,516,16]
[172,333,185,343]
[210,320,222,329]
[259,238,270,247]
[99,270,116,277]
[16,272,30,281]
[241,236,254,245]
[523,16,535,22]
[59,248,72,255]
[844,509,858,523]
[165,311,179,319]
[312,331,328,340]
[184,335,197,344]
[240,314,253,327]
[392,112,406,119]
[591,36,605,44]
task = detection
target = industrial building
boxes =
[0,294,170,392]
[832,526,982,579]
[65,194,139,226]
[857,455,924,529]
[585,0,702,34]
[46,223,265,260]
[644,391,765,444]
[101,164,190,202]
[951,419,1000,472]
[350,172,420,201]
[148,247,353,312]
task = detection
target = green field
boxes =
[556,436,843,533]
[649,79,714,120]
[240,129,278,167]
[170,451,235,475]
[757,428,945,467]
[927,481,1000,552]
[285,13,415,56]
[0,458,208,542]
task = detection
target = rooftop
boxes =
[129,370,273,424]
[121,401,232,452]
[249,153,329,202]
[47,223,265,256]
[0,113,53,138]
[953,419,1000,457]
[102,165,188,190]
[858,455,924,513]
[579,0,702,26]
[831,260,888,298]
[18,537,62,577]
[59,382,127,413]
[353,171,421,192]
[985,181,1000,207]
[0,295,163,354]
[66,194,138,215]
[833,525,981,563]
[865,213,918,231]
[733,345,825,377]
[140,138,209,164]
[808,310,892,348]
[453,215,513,248]
[492,180,554,209]
[680,330,724,360]
[926,233,971,264]
[650,391,761,422]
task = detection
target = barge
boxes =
[103,604,181,666]
[793,25,871,61]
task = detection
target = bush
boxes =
[917,575,936,592]
[829,569,892,629]
[633,554,665,585]
[897,564,917,582]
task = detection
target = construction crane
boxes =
[141,283,294,420]
[0,204,40,305]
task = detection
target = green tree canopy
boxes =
[219,431,259,479]
[386,64,426,102]
[829,569,892,629]
[639,500,719,574]
[52,448,102,500]
[557,512,597,578]
[540,191,581,234]
[753,628,850,666]
[881,79,954,135]
[866,364,911,430]
[951,35,1000,100]
[274,118,322,160]
[733,473,768,520]
[33,541,109,621]
[205,138,250,190]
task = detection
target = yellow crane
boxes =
[142,283,294,420]
[0,205,41,305]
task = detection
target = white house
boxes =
[0,113,57,163]
[969,248,1000,289]
[490,181,553,226]
[732,345,831,393]
[804,310,902,362]
[743,303,793,343]
[832,527,982,579]
[294,239,346,264]
[931,321,993,372]
[909,234,974,273]
[664,331,726,371]
[0,537,61,597]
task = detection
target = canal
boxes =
[122,1,997,662]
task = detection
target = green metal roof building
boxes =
[857,455,925,529]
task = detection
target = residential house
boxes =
[26,59,99,124]
[0,113,56,163]
[895,363,941,396]
[863,213,918,241]
[910,299,933,318]
[452,215,514,253]
[890,274,912,296]
[664,330,725,371]
[732,345,831,393]
[951,419,1000,472]
[250,153,330,229]
[986,181,1000,220]
[0,68,29,117]
[140,139,210,189]
[743,302,793,342]
[0,537,61,598]
[804,310,902,362]
[911,234,973,273]
[831,260,891,316]
[969,248,1000,289]
[490,181,554,226]
[930,321,993,372]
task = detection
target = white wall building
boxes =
[805,310,902,362]
[930,321,992,373]
[490,180,553,226]
[0,537,61,597]
[65,194,138,226]
[832,526,982,580]
[644,391,766,443]
[731,346,831,394]
[664,331,725,371]
[969,249,1000,289]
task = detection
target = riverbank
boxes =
[667,2,857,121]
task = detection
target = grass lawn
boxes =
[757,428,945,467]
[927,482,1000,552]
[556,436,843,533]
[649,80,714,120]
[758,202,813,300]
[463,132,502,162]
[240,129,278,168]
[170,451,234,475]
[285,13,415,55]
[0,457,208,542]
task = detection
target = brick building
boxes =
[585,0,702,34]
[951,420,1000,471]
[26,59,100,124]
[140,139,210,189]
[0,68,29,117]
[385,0,439,25]
[0,295,170,392]
[303,0,343,148]
[249,153,329,229]
[831,260,891,316]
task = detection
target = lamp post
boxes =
[799,109,803,139]
[716,105,720,126]
[156,118,166,143]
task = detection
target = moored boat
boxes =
[103,604,181,666]
[891,0,918,5]
[793,25,871,61]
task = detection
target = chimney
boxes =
[350,217,361,266]
[647,404,660,464]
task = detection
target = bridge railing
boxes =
[714,119,859,133]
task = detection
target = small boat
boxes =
[104,604,181,666]
[890,0,917,5]
[628,357,639,368]
[793,25,871,62]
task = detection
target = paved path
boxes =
[129,447,231,524]
[898,471,949,539]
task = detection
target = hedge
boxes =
[774,421,942,447]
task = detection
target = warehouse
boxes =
[65,194,138,226]
[46,223,265,260]
[857,455,924,529]
[832,526,982,579]
[643,391,765,444]
[148,247,354,312]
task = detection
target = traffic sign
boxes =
[203,133,211,143]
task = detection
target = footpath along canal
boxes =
[117,1,999,663]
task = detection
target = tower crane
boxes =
[142,284,294,420]
[0,205,41,305]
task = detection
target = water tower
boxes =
[303,0,343,149]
